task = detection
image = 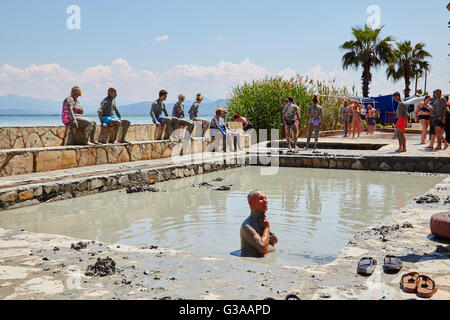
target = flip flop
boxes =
[383,255,403,273]
[416,275,438,298]
[357,257,377,276]
[401,272,419,293]
[285,294,301,300]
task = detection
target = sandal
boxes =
[285,294,301,300]
[417,275,438,298]
[357,257,377,276]
[383,255,403,273]
[401,272,419,293]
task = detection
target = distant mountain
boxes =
[0,95,227,116]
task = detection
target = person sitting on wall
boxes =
[188,93,210,137]
[221,109,241,150]
[151,89,176,141]
[233,113,254,134]
[98,88,131,144]
[210,108,227,151]
[240,190,278,257]
[63,86,99,145]
[172,94,195,140]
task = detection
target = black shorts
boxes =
[436,120,445,128]
[243,124,253,132]
[418,115,430,121]
[430,123,436,135]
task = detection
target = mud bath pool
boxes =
[0,167,443,266]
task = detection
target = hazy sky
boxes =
[0,0,448,102]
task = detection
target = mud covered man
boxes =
[98,88,130,143]
[240,190,278,256]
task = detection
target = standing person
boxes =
[172,94,195,140]
[414,96,431,145]
[305,95,323,151]
[351,101,362,139]
[393,91,408,153]
[240,190,278,257]
[366,105,376,135]
[233,113,254,133]
[62,86,98,145]
[426,98,438,150]
[150,90,175,140]
[341,100,351,137]
[283,97,301,151]
[281,99,290,145]
[294,103,301,142]
[188,93,210,137]
[445,96,450,142]
[98,88,130,144]
[432,89,449,150]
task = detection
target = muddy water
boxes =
[0,168,443,266]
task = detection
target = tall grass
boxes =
[226,75,355,138]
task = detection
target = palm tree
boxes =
[386,41,431,99]
[340,25,395,97]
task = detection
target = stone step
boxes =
[0,134,251,178]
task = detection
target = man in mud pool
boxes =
[240,190,278,256]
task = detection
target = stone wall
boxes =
[0,135,252,177]
[0,156,249,211]
[252,154,450,173]
[0,122,244,150]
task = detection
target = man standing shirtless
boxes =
[240,191,278,256]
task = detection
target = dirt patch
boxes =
[415,193,440,204]
[353,223,413,242]
[126,185,166,194]
[85,257,116,277]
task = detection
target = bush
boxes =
[226,75,353,138]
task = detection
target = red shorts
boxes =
[396,117,406,131]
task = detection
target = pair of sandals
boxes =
[264,294,301,300]
[401,273,438,298]
[357,255,403,276]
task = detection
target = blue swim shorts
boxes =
[102,115,120,126]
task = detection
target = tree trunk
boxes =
[361,62,372,98]
[404,74,411,99]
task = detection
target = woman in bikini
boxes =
[414,96,431,144]
[351,101,362,139]
[366,105,376,135]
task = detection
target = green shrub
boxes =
[226,75,353,138]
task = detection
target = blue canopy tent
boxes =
[368,95,398,125]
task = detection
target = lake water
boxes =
[0,114,214,127]
[0,167,442,266]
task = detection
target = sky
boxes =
[0,0,449,103]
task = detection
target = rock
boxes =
[415,194,440,204]
[18,190,34,201]
[0,191,17,203]
[85,257,116,277]
[126,185,162,194]
[379,162,391,171]
[213,185,232,191]
[71,242,88,250]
